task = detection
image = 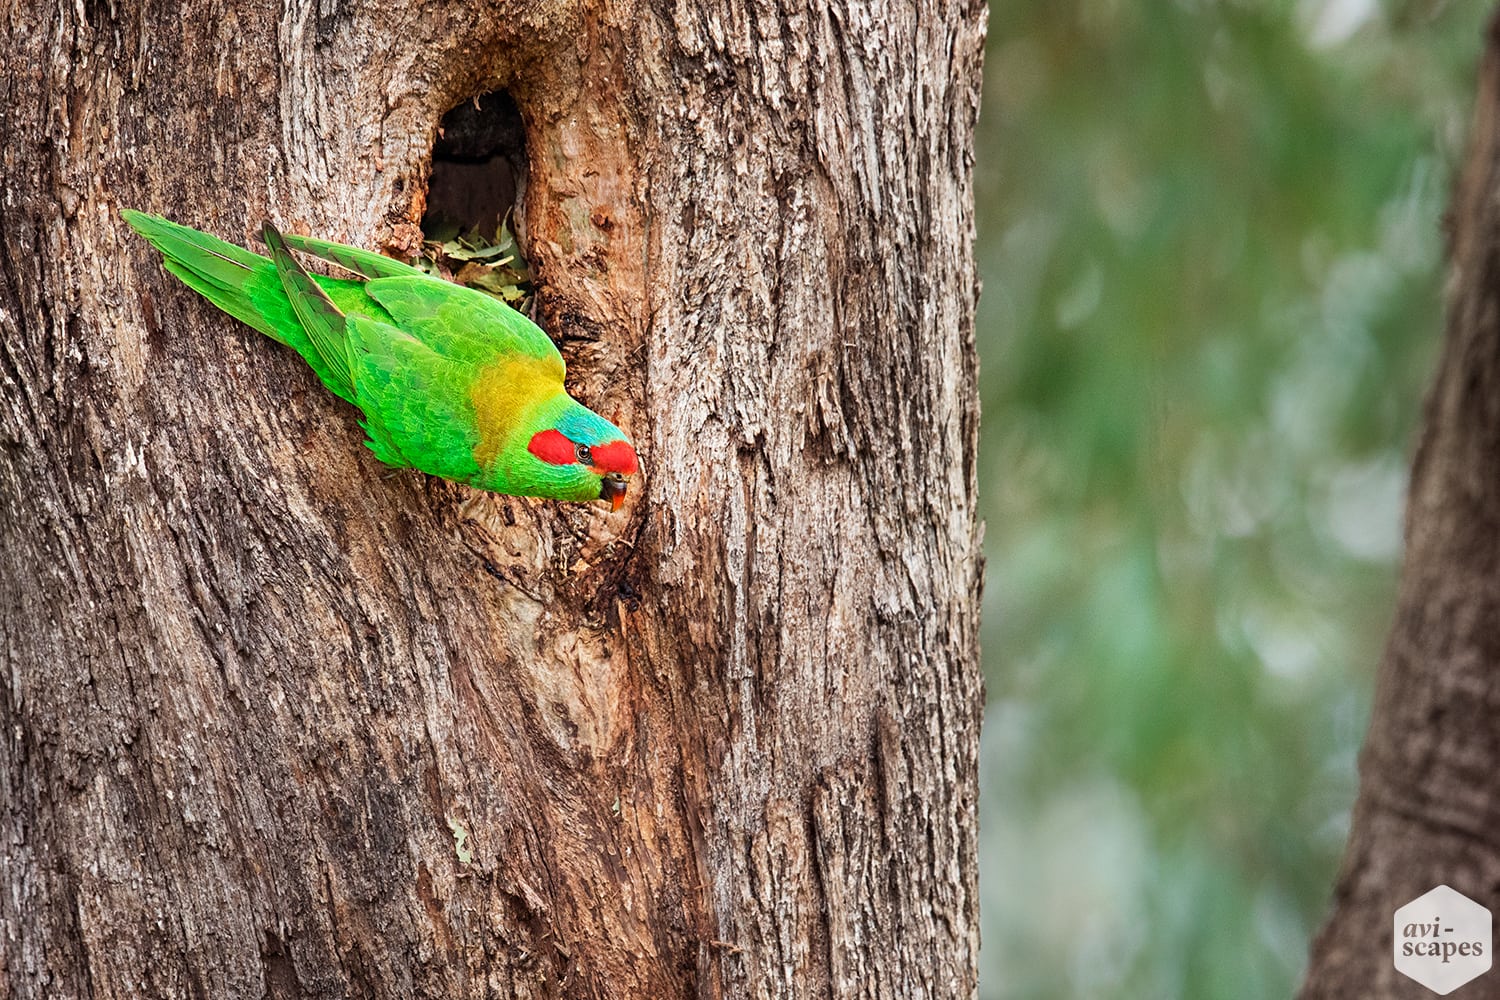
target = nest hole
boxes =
[419,91,533,311]
[424,91,528,237]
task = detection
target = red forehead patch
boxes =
[527,429,577,466]
[592,440,639,475]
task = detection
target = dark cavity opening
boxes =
[423,91,527,239]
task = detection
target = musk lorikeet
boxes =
[120,211,638,510]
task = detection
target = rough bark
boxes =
[1300,11,1500,999]
[0,1,985,999]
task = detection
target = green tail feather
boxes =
[121,209,285,342]
[280,232,426,280]
[121,210,379,404]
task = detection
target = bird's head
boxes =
[522,399,639,510]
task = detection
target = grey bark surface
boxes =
[0,1,986,998]
[1300,12,1500,999]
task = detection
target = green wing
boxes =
[261,223,357,400]
[273,234,555,370]
[269,227,560,371]
[362,276,563,374]
[345,315,483,481]
[264,228,487,477]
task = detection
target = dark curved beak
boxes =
[599,473,627,512]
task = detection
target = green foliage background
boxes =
[974,2,1489,996]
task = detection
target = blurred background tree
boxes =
[975,1,1489,996]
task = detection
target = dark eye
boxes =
[574,443,594,466]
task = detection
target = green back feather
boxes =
[363,277,562,370]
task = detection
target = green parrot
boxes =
[120,211,638,510]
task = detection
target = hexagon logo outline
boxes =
[1394,884,1493,995]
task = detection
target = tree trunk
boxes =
[1300,11,1500,999]
[0,2,985,999]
